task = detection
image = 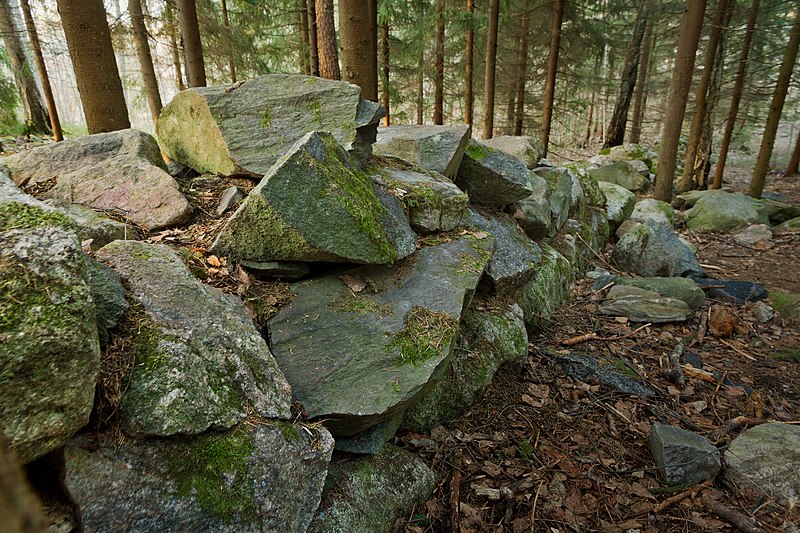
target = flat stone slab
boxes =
[650,424,720,485]
[682,190,768,233]
[552,352,655,397]
[689,277,768,305]
[482,135,543,169]
[455,140,533,207]
[588,160,648,191]
[65,423,334,532]
[240,260,310,280]
[211,132,416,264]
[157,74,383,176]
[597,181,635,226]
[733,224,772,247]
[269,234,494,436]
[372,124,470,178]
[606,276,706,311]
[612,220,705,278]
[598,285,691,322]
[97,241,292,437]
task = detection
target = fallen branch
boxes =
[651,480,712,514]
[682,364,717,383]
[664,342,686,386]
[561,332,598,346]
[712,416,767,438]
[450,448,462,533]
[719,338,757,361]
[696,310,708,346]
[702,494,762,533]
[560,323,652,346]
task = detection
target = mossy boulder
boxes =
[682,190,768,233]
[757,198,800,225]
[372,124,471,178]
[455,140,533,207]
[510,173,551,240]
[597,181,636,226]
[268,234,494,436]
[85,259,128,347]
[612,220,705,278]
[157,74,383,176]
[65,423,334,532]
[567,164,607,208]
[588,160,649,191]
[630,198,678,228]
[403,304,528,433]
[779,215,800,229]
[482,135,544,169]
[45,199,141,250]
[770,291,800,320]
[610,276,705,311]
[96,241,292,437]
[211,132,416,264]
[511,244,573,331]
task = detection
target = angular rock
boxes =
[369,155,469,233]
[598,181,636,226]
[0,191,100,463]
[568,164,607,208]
[628,159,649,176]
[598,285,691,323]
[733,224,772,247]
[510,173,551,239]
[650,424,720,484]
[158,74,383,176]
[85,259,128,347]
[308,445,435,533]
[612,220,705,278]
[65,423,334,532]
[553,352,655,397]
[96,241,292,437]
[268,234,494,436]
[373,124,470,178]
[464,208,542,292]
[630,198,677,227]
[610,276,705,311]
[211,132,416,264]
[482,135,544,169]
[779,215,800,229]
[45,199,141,250]
[4,129,191,231]
[455,140,533,207]
[689,277,768,305]
[333,415,403,455]
[240,260,310,280]
[683,190,768,232]
[403,304,528,433]
[588,160,648,191]
[758,198,800,224]
[608,143,656,165]
[216,185,244,216]
[512,244,573,331]
[535,166,574,235]
[588,154,613,167]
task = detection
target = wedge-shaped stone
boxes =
[269,234,494,436]
[535,166,574,236]
[588,160,649,191]
[211,132,416,264]
[455,140,533,207]
[597,181,635,226]
[482,135,544,169]
[373,124,470,178]
[612,220,705,278]
[510,173,551,239]
[97,241,292,437]
[157,74,383,176]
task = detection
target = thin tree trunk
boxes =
[176,0,206,87]
[434,0,445,124]
[56,0,129,133]
[713,0,758,188]
[0,0,49,134]
[299,0,310,74]
[604,0,650,148]
[129,0,162,126]
[786,129,800,176]
[307,0,319,76]
[381,21,390,125]
[653,0,707,202]
[749,13,800,198]
[316,0,339,80]
[679,0,730,192]
[415,0,424,125]
[464,0,474,126]
[369,0,378,99]
[340,0,376,98]
[221,0,236,82]
[481,0,500,139]
[165,1,186,91]
[540,0,564,156]
[19,0,61,140]
[585,89,595,148]
[630,18,653,144]
[505,86,516,134]
[513,0,530,136]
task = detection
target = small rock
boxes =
[630,198,677,228]
[609,276,706,311]
[733,224,773,248]
[612,220,705,278]
[510,173,551,239]
[588,160,649,191]
[598,285,691,323]
[709,305,738,337]
[553,352,655,397]
[216,185,244,216]
[373,124,470,178]
[753,302,774,323]
[690,277,768,305]
[240,260,310,280]
[597,181,636,227]
[650,424,720,484]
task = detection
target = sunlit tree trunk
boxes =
[165,1,186,91]
[340,0,376,99]
[434,0,445,124]
[481,0,500,139]
[540,0,564,156]
[786,129,800,176]
[316,0,339,80]
[629,19,653,144]
[129,0,162,126]
[381,21,390,125]
[513,0,530,136]
[176,0,206,87]
[464,0,474,126]
[307,0,319,76]
[19,0,61,140]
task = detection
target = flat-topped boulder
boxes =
[630,198,677,227]
[482,135,544,169]
[3,129,191,231]
[268,234,494,436]
[157,74,383,176]
[588,160,649,191]
[682,190,768,232]
[211,132,416,264]
[97,241,292,437]
[372,124,470,178]
[606,276,705,311]
[455,140,533,207]
[598,285,691,323]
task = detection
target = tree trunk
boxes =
[381,21,390,125]
[749,13,800,198]
[0,0,50,134]
[540,0,564,156]
[307,0,319,76]
[513,0,530,136]
[481,0,500,139]
[18,0,61,140]
[165,1,186,91]
[57,0,129,133]
[653,0,706,202]
[315,0,339,80]
[299,0,310,74]
[712,0,758,188]
[464,0,474,126]
[339,0,376,99]
[368,0,378,99]
[629,18,653,144]
[603,0,650,149]
[505,86,516,134]
[129,0,162,126]
[221,0,236,82]
[433,0,445,124]
[585,89,595,148]
[415,0,424,125]
[679,0,730,192]
[176,0,206,87]
[786,128,800,176]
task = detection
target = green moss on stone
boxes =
[771,292,800,320]
[388,306,457,367]
[259,106,273,129]
[334,294,394,316]
[772,348,800,362]
[276,421,302,442]
[466,142,490,161]
[308,100,323,125]
[0,202,74,232]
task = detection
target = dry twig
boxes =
[651,480,713,514]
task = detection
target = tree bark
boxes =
[316,0,339,80]
[505,85,516,134]
[368,0,378,99]
[129,0,162,126]
[0,0,50,134]
[307,0,319,76]
[176,0,206,87]
[165,1,186,91]
[585,88,595,148]
[713,0,758,188]
[299,0,310,74]
[786,128,800,176]
[339,0,376,98]
[381,21,390,125]
[18,0,61,140]
[464,0,474,126]
[749,12,800,198]
[679,0,730,192]
[540,0,564,156]
[221,0,236,82]
[603,0,650,148]
[629,18,653,144]
[57,0,129,133]
[513,0,530,136]
[481,0,500,139]
[415,0,424,125]
[653,0,706,202]
[433,0,445,124]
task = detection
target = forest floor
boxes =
[396,169,800,533]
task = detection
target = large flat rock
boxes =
[455,140,533,207]
[683,190,769,233]
[157,74,383,176]
[269,234,494,436]
[372,124,470,178]
[482,135,543,169]
[598,285,691,323]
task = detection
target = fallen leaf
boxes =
[338,274,366,293]
[207,255,221,267]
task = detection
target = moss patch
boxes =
[333,294,393,316]
[772,348,800,362]
[466,142,491,161]
[0,202,74,232]
[388,306,457,367]
[771,292,800,320]
[259,106,272,129]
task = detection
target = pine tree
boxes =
[316,0,340,80]
[340,0,377,99]
[129,0,162,126]
[541,0,564,156]
[176,0,206,87]
[481,0,500,139]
